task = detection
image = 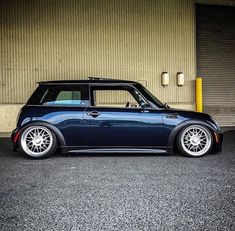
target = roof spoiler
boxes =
[88,77,121,81]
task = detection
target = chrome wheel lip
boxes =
[181,125,212,156]
[21,126,53,157]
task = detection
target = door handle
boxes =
[87,111,101,118]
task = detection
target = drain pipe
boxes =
[196,77,203,112]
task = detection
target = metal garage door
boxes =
[196,4,235,127]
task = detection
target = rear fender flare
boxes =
[18,121,66,146]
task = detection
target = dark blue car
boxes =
[11,78,223,159]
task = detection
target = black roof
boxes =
[39,78,137,85]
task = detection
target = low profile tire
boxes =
[177,125,213,157]
[19,125,57,159]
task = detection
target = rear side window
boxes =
[27,85,89,107]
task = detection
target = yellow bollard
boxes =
[196,77,203,112]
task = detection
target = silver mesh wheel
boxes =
[180,125,212,156]
[21,126,53,157]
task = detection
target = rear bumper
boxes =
[11,128,20,151]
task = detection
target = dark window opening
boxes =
[27,85,89,107]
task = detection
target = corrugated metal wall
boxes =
[196,0,235,6]
[0,0,196,104]
[1,0,234,106]
[196,4,235,126]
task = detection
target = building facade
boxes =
[0,0,235,132]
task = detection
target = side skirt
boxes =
[61,146,173,154]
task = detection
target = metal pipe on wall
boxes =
[196,77,203,112]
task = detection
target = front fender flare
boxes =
[167,119,217,147]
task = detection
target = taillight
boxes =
[13,131,20,144]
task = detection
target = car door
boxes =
[39,84,90,146]
[82,85,164,147]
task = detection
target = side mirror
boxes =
[140,102,147,108]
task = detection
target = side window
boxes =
[91,87,147,108]
[56,91,81,102]
[41,86,89,106]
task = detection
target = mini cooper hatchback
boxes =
[12,78,223,159]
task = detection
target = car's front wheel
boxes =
[177,125,213,157]
[19,125,57,159]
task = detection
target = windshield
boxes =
[136,84,165,108]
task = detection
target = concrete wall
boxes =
[0,104,23,132]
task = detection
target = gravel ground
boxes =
[0,131,234,231]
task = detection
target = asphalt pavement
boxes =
[0,131,234,231]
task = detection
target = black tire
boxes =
[176,125,213,157]
[19,125,57,159]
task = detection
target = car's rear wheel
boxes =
[177,125,213,157]
[19,126,57,159]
